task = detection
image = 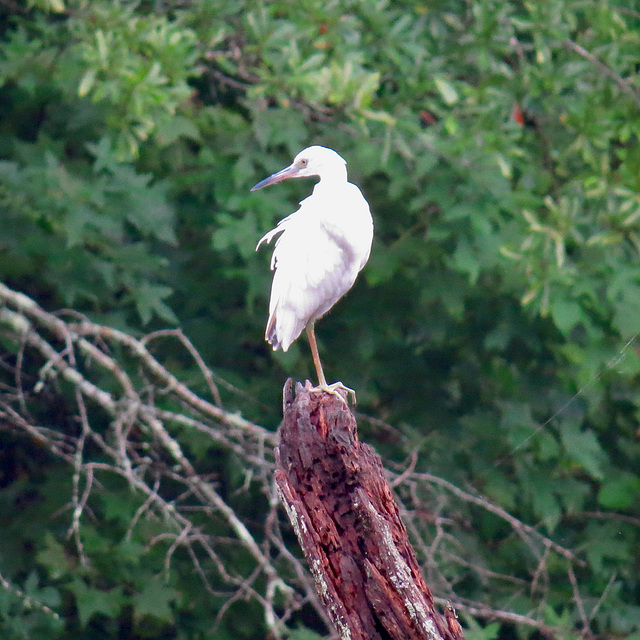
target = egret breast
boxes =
[258,176,373,352]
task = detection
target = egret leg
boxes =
[306,321,327,387]
[305,322,356,404]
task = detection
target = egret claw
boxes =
[310,381,356,405]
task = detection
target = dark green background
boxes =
[1,1,639,638]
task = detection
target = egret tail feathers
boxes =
[265,312,280,350]
[265,304,305,353]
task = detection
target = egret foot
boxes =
[304,324,356,404]
[310,381,356,405]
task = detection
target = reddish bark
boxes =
[275,380,463,640]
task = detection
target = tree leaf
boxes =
[132,576,180,622]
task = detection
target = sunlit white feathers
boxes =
[252,145,373,385]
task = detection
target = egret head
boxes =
[251,145,347,191]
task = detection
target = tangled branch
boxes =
[0,283,591,638]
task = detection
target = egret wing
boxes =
[256,181,373,353]
[263,210,354,351]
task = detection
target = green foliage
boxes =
[0,141,176,322]
[1,0,640,638]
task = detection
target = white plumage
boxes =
[252,145,373,392]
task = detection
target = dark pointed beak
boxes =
[251,163,302,191]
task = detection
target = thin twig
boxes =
[562,39,640,109]
[411,471,582,564]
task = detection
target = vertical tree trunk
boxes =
[275,380,464,640]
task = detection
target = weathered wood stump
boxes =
[275,380,464,640]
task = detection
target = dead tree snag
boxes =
[275,380,463,640]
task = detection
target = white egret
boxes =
[252,145,373,398]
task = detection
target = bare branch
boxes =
[406,470,582,564]
[0,282,589,637]
[562,39,640,109]
[0,570,60,621]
